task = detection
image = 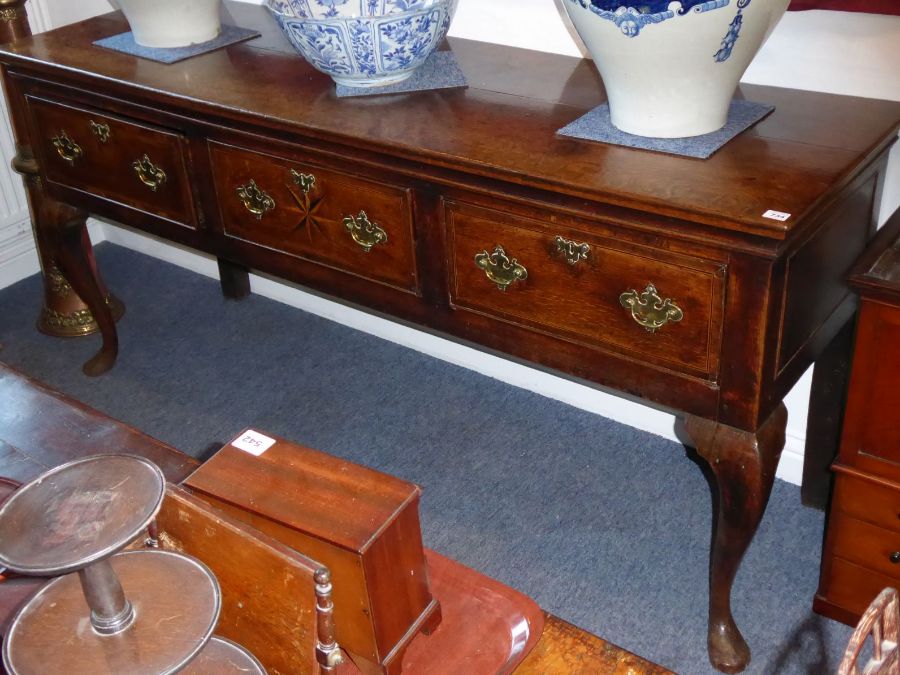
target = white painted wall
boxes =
[3,0,900,484]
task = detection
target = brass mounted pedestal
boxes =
[36,263,125,337]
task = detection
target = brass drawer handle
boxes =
[133,154,167,192]
[890,552,900,564]
[89,120,111,143]
[475,245,528,291]
[554,235,590,266]
[343,211,387,252]
[236,180,275,219]
[51,131,83,165]
[291,169,316,196]
[620,283,684,333]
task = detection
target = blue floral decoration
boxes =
[566,0,733,38]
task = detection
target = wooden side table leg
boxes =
[217,259,251,300]
[684,404,787,674]
[801,318,854,510]
[41,198,120,376]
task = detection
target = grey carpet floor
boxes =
[0,243,853,674]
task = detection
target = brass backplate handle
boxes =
[619,283,684,332]
[51,131,83,165]
[343,211,387,252]
[475,245,528,291]
[236,180,275,219]
[290,169,316,196]
[133,154,167,192]
[89,120,111,143]
[554,235,590,266]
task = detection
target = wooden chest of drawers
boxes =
[815,211,900,625]
[184,431,439,675]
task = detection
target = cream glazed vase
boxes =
[116,0,223,48]
[562,0,790,138]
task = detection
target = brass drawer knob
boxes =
[343,210,387,252]
[132,154,167,192]
[620,283,684,333]
[236,180,275,219]
[554,235,590,266]
[890,551,900,564]
[51,131,83,165]
[475,245,528,291]
[89,120,111,143]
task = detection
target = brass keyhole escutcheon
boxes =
[290,169,316,196]
[133,155,167,192]
[554,236,590,266]
[474,245,528,291]
[89,120,111,144]
[343,211,387,252]
[619,283,684,333]
[236,180,276,220]
[51,131,83,166]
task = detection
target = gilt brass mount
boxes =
[133,155,167,192]
[619,283,684,332]
[475,245,528,291]
[554,236,590,266]
[236,180,275,219]
[89,120,111,143]
[0,7,22,23]
[343,210,387,252]
[52,131,82,165]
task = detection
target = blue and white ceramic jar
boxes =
[267,0,459,88]
[562,0,789,137]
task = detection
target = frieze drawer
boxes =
[27,95,196,227]
[446,200,726,379]
[210,141,419,294]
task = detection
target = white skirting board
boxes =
[80,221,808,486]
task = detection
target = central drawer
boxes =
[209,141,418,293]
[446,200,726,379]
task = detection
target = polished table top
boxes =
[0,363,197,485]
[1,2,898,242]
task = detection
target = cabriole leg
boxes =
[684,404,787,673]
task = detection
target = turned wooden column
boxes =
[684,404,787,674]
[0,0,123,363]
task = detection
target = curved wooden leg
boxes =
[684,404,787,674]
[39,199,119,376]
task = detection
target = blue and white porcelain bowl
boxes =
[562,0,789,137]
[267,0,459,88]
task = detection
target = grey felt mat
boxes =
[335,51,467,98]
[94,25,261,64]
[558,100,775,159]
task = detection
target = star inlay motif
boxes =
[287,170,326,238]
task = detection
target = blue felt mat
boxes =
[335,51,467,98]
[94,25,260,64]
[557,100,775,159]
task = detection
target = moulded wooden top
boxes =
[184,430,420,553]
[0,2,898,240]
